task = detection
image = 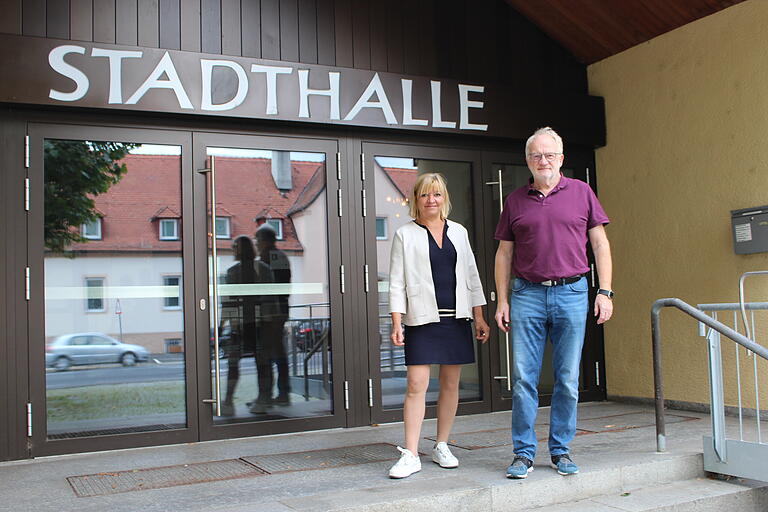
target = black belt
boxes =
[537,274,584,287]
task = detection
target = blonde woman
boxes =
[388,173,489,478]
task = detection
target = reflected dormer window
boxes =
[81,218,102,240]
[159,218,179,240]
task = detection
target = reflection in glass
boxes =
[205,148,332,423]
[44,141,186,438]
[491,163,580,399]
[373,156,481,409]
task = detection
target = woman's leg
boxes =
[436,364,462,443]
[404,364,430,454]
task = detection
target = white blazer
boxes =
[389,219,486,326]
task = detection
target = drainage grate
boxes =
[49,423,184,440]
[577,412,698,433]
[241,442,400,473]
[67,459,266,497]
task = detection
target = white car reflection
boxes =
[45,332,150,371]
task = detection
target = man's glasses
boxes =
[526,152,562,162]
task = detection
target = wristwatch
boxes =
[597,288,614,299]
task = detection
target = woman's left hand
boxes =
[474,317,490,344]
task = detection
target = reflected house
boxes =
[44,149,328,354]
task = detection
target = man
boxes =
[494,126,613,479]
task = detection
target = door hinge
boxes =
[337,189,343,217]
[590,264,596,287]
[586,167,591,186]
[26,402,32,437]
[344,381,350,410]
[361,189,367,217]
[364,264,369,293]
[336,152,342,181]
[360,153,366,181]
[24,135,29,168]
[595,361,601,387]
[340,265,345,294]
[24,178,30,211]
[367,378,373,407]
[25,267,30,301]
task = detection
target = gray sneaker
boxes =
[551,454,579,475]
[506,456,534,479]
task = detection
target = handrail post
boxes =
[651,300,667,452]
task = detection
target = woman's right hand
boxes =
[391,324,405,346]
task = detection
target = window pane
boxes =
[82,219,102,240]
[160,219,178,240]
[44,140,187,439]
[163,276,181,308]
[375,217,387,240]
[215,217,230,239]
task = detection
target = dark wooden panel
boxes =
[221,0,241,55]
[298,0,317,64]
[93,0,117,43]
[116,0,138,46]
[201,0,221,54]
[241,0,261,57]
[138,0,160,47]
[22,0,46,37]
[333,0,352,68]
[401,0,418,75]
[466,0,492,82]
[260,0,279,60]
[315,0,334,66]
[506,0,746,64]
[0,0,22,35]
[448,0,467,80]
[351,0,369,70]
[279,0,299,62]
[385,0,403,74]
[181,0,201,51]
[70,0,93,41]
[46,0,70,39]
[159,0,181,50]
[416,0,436,77]
[369,0,387,71]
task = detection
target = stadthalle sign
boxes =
[0,34,604,143]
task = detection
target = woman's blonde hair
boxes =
[409,172,451,220]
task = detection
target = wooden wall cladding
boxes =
[0,0,586,92]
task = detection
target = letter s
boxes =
[49,45,89,101]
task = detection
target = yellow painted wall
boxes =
[588,0,768,409]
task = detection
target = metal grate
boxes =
[576,412,698,433]
[241,442,400,473]
[49,423,184,440]
[67,459,266,497]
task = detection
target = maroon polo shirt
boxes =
[494,175,609,283]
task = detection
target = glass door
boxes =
[194,133,347,439]
[481,150,605,411]
[28,124,197,455]
[361,142,491,423]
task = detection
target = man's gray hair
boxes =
[525,126,563,154]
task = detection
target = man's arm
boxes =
[494,240,514,332]
[588,225,613,324]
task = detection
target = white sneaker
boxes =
[431,442,459,468]
[389,447,421,478]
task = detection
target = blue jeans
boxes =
[510,276,588,460]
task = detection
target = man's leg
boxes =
[510,281,548,461]
[548,277,589,458]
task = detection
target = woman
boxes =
[388,173,490,479]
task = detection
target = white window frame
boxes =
[265,218,284,240]
[159,218,179,240]
[215,217,231,239]
[81,218,102,240]
[375,217,388,240]
[162,275,182,310]
[84,277,106,312]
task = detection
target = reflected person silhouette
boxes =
[251,224,292,413]
[219,235,272,417]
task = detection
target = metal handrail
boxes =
[651,297,768,452]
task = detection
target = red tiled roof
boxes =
[68,154,325,254]
[382,167,417,200]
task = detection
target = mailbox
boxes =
[731,205,768,255]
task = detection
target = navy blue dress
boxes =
[404,221,475,365]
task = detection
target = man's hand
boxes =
[495,302,510,332]
[391,324,405,346]
[594,294,613,324]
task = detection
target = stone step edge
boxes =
[277,452,706,512]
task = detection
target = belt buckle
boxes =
[541,280,554,287]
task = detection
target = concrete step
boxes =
[532,477,768,512]
[274,452,713,511]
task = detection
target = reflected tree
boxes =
[44,140,137,253]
